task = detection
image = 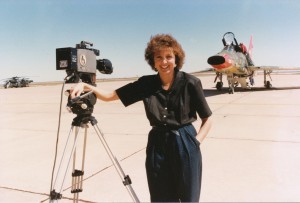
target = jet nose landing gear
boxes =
[216,82,223,91]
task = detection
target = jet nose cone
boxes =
[207,55,232,70]
[207,55,225,65]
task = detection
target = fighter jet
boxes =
[207,32,300,94]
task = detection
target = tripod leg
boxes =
[81,125,88,189]
[92,124,140,203]
[49,126,81,202]
[52,126,74,190]
[71,124,88,203]
[60,126,82,193]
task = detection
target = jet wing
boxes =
[248,66,300,71]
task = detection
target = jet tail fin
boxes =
[248,35,253,59]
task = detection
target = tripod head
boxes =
[66,91,97,116]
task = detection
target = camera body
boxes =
[56,41,113,115]
[56,41,113,85]
[56,47,97,74]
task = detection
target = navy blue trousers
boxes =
[145,124,202,202]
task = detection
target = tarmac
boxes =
[1,72,300,202]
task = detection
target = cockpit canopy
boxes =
[222,32,238,47]
[221,32,244,53]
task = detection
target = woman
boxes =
[71,34,212,202]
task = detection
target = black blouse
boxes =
[116,69,212,129]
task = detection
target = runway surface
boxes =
[1,72,300,202]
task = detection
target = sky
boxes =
[1,0,300,82]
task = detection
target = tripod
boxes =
[49,112,140,203]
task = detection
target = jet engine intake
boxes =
[207,55,225,65]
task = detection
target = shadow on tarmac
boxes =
[204,86,300,97]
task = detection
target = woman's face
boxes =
[154,48,176,77]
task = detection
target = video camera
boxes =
[56,41,113,115]
[56,41,113,85]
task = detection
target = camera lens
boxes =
[96,59,113,74]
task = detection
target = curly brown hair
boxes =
[144,34,185,71]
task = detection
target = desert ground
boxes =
[1,72,300,202]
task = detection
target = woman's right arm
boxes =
[70,82,119,102]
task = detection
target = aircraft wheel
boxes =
[265,81,272,89]
[216,82,223,91]
[4,82,10,89]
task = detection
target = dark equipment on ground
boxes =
[56,41,113,84]
[2,76,33,88]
